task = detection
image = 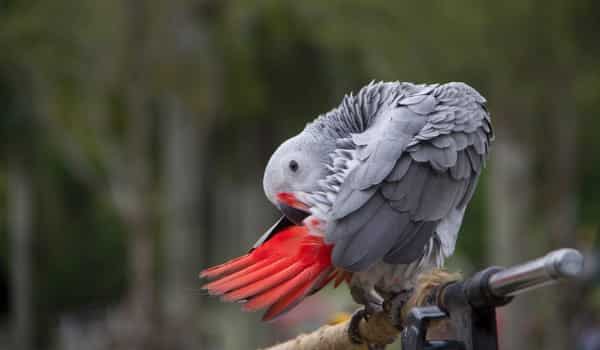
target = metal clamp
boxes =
[400,248,584,350]
[401,306,465,350]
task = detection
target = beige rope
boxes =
[260,269,461,350]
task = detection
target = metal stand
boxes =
[401,249,583,350]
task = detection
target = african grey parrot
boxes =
[201,81,493,336]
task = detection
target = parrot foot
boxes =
[348,286,390,348]
[350,285,384,314]
[384,289,413,329]
[348,308,368,344]
[347,308,388,350]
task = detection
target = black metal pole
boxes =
[401,248,584,350]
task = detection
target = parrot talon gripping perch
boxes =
[348,308,388,350]
[385,289,413,329]
[348,308,369,344]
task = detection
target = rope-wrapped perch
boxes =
[260,269,461,350]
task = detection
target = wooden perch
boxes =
[262,310,396,350]
[261,269,461,350]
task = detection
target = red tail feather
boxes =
[242,265,319,311]
[263,276,316,321]
[200,254,256,279]
[204,257,289,295]
[221,261,304,301]
[200,225,334,320]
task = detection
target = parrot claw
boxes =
[347,308,388,349]
[350,285,384,315]
[348,308,368,344]
[348,285,389,347]
[384,289,413,330]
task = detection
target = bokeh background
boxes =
[1,1,600,349]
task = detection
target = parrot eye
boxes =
[289,160,299,172]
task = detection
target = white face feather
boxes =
[263,133,332,206]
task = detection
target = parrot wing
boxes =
[318,83,492,272]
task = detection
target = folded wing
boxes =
[324,83,493,271]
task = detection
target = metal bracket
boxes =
[401,306,465,350]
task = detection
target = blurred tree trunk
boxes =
[157,1,224,348]
[7,156,34,350]
[209,182,268,350]
[488,138,534,350]
[121,1,156,348]
[123,88,155,350]
[484,4,581,349]
[540,73,578,350]
[161,96,205,349]
[205,129,271,349]
[487,90,536,350]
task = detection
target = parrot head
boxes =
[263,132,333,224]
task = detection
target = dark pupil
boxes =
[289,160,299,172]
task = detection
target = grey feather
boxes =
[450,151,472,180]
[431,146,458,170]
[336,137,355,149]
[415,174,462,221]
[384,220,437,264]
[382,161,429,212]
[413,83,439,96]
[436,207,467,257]
[301,81,493,271]
[356,144,373,161]
[407,95,436,115]
[399,94,429,105]
[386,220,424,254]
[431,134,455,148]
[353,138,405,189]
[469,131,485,154]
[352,130,375,146]
[466,147,482,171]
[407,143,431,163]
[332,201,411,271]
[458,174,480,209]
[328,191,386,242]
[330,186,376,220]
[381,180,407,202]
[386,155,412,182]
[452,132,469,150]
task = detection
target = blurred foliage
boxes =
[0,0,599,349]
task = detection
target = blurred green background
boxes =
[1,0,600,349]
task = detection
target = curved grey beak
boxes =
[251,216,293,250]
[250,203,311,251]
[277,202,310,225]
